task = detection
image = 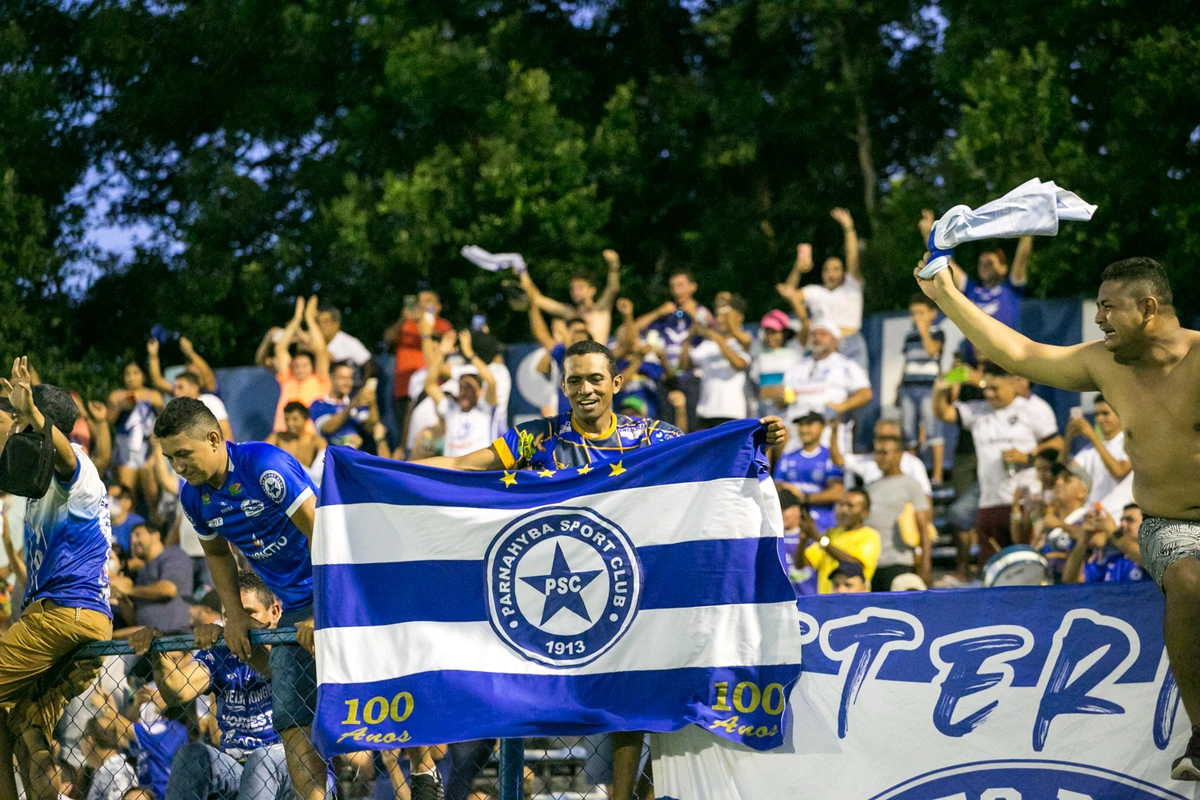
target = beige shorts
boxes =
[0,599,112,737]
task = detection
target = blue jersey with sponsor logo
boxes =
[772,446,842,532]
[309,395,371,446]
[494,413,683,471]
[180,442,316,610]
[1083,546,1152,584]
[22,444,112,617]
[194,646,279,755]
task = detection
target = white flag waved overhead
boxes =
[461,245,527,274]
[920,178,1097,278]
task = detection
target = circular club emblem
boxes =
[485,507,642,668]
[871,760,1183,800]
[260,471,286,503]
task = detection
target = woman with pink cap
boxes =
[752,309,805,417]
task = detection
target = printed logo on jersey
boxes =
[208,517,224,529]
[249,533,289,561]
[485,506,642,668]
[241,499,265,518]
[229,483,244,496]
[260,471,286,503]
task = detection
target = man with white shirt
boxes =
[783,208,867,370]
[934,362,1063,567]
[765,322,872,456]
[1065,395,1134,519]
[316,303,373,370]
[679,295,750,428]
[424,329,497,458]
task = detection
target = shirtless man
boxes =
[519,249,622,343]
[914,254,1200,780]
[265,402,326,469]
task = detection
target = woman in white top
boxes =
[783,208,867,371]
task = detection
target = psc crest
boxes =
[485,506,642,668]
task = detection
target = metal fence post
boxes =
[498,737,525,800]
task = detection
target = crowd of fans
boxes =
[0,207,1147,800]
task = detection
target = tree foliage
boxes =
[1,0,1198,380]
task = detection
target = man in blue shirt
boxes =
[0,357,113,800]
[130,569,291,800]
[422,339,788,800]
[1063,503,1152,585]
[154,397,335,800]
[772,412,844,533]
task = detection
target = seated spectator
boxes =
[108,484,146,557]
[129,570,291,800]
[385,290,453,451]
[783,209,866,370]
[425,330,497,458]
[1062,503,1148,585]
[1034,463,1092,581]
[899,295,945,483]
[271,296,331,434]
[146,343,234,441]
[112,524,194,636]
[934,363,1062,568]
[519,249,622,344]
[864,436,933,591]
[831,417,932,496]
[82,716,136,800]
[1065,396,1134,519]
[315,303,373,372]
[107,361,166,497]
[309,363,377,449]
[266,402,327,470]
[679,295,750,428]
[778,492,817,596]
[829,561,870,594]
[801,490,881,594]
[772,412,843,533]
[767,321,872,456]
[752,309,805,418]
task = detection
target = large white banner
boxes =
[654,581,1192,800]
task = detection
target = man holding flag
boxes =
[420,338,788,800]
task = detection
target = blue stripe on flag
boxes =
[312,663,801,756]
[318,418,769,510]
[314,538,795,630]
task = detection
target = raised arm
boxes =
[3,357,77,479]
[275,298,306,377]
[304,295,331,379]
[1,507,25,584]
[915,259,1100,392]
[86,400,112,475]
[255,327,282,368]
[145,339,174,393]
[180,337,217,392]
[1010,236,1033,288]
[831,208,860,281]
[931,378,960,424]
[423,327,454,407]
[519,270,576,319]
[418,444,506,472]
[526,298,558,353]
[458,332,497,407]
[596,250,622,310]
[785,243,814,290]
[919,210,967,292]
[702,328,748,371]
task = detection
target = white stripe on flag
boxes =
[314,478,775,566]
[316,602,800,685]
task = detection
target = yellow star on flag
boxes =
[537,468,557,478]
[500,471,518,487]
[577,464,593,475]
[609,461,626,477]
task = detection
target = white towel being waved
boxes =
[461,245,527,275]
[919,178,1098,278]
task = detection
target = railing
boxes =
[22,630,634,800]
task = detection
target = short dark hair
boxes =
[283,401,309,417]
[562,340,619,379]
[909,293,937,310]
[109,483,132,503]
[1100,257,1174,309]
[28,384,78,437]
[669,269,696,284]
[175,371,202,389]
[154,397,220,440]
[331,361,355,376]
[1123,502,1140,512]
[238,569,276,609]
[134,522,163,541]
[847,487,871,512]
[317,303,342,324]
[292,349,315,363]
[570,272,597,288]
[981,361,1011,378]
[1094,394,1110,407]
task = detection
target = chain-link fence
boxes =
[9,631,649,800]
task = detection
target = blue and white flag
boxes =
[311,420,803,756]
